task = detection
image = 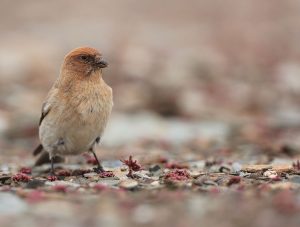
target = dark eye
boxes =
[79,55,89,61]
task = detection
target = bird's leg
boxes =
[89,148,104,173]
[50,156,56,176]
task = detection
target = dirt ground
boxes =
[1,1,300,227]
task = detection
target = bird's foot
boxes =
[93,166,105,173]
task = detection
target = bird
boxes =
[33,47,113,175]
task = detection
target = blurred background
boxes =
[1,0,300,154]
[1,1,300,226]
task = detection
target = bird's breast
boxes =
[40,82,113,155]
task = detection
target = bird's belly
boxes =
[40,110,108,156]
[39,86,112,157]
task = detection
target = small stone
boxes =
[0,175,11,183]
[272,164,293,172]
[290,176,300,184]
[189,171,201,178]
[232,162,242,173]
[26,179,45,189]
[45,180,80,188]
[132,170,152,180]
[263,170,278,179]
[242,164,272,172]
[189,161,206,170]
[98,178,120,187]
[120,167,128,172]
[193,178,218,186]
[150,181,161,187]
[219,166,231,173]
[149,165,161,172]
[83,172,98,178]
[119,179,138,189]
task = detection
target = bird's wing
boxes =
[39,102,51,126]
[34,82,59,156]
[39,81,59,126]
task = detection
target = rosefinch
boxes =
[33,47,113,175]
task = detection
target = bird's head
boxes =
[62,47,108,76]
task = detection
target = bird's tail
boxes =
[33,144,64,166]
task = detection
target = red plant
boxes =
[99,171,115,178]
[19,167,32,174]
[93,184,107,191]
[165,162,188,169]
[227,176,241,186]
[158,157,168,164]
[84,154,98,165]
[292,160,300,170]
[12,173,31,182]
[273,190,298,214]
[164,169,191,181]
[71,169,92,176]
[270,176,282,182]
[52,185,68,193]
[121,156,141,178]
[47,175,58,181]
[56,169,71,177]
[26,190,44,203]
[210,187,221,195]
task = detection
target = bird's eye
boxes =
[79,55,89,61]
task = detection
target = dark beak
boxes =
[95,57,108,68]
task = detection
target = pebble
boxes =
[98,178,120,187]
[189,161,206,170]
[242,165,272,172]
[149,164,161,172]
[263,170,278,179]
[189,171,202,178]
[83,172,98,178]
[150,181,161,188]
[45,180,80,188]
[232,162,242,173]
[133,170,152,180]
[0,174,11,183]
[119,179,138,189]
[290,176,300,184]
[26,179,46,189]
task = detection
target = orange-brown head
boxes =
[62,47,108,76]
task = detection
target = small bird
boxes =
[33,47,113,175]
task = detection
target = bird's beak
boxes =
[94,57,108,68]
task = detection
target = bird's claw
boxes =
[93,166,105,173]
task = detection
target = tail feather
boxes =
[34,151,65,166]
[33,144,43,156]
